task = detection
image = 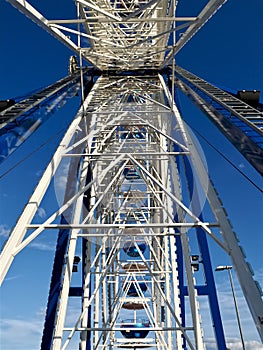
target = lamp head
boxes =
[215,265,232,271]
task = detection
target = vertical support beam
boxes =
[165,73,226,348]
[184,123,263,342]
[41,82,97,349]
[41,218,73,350]
[49,146,89,349]
[183,156,227,349]
[0,104,86,285]
[173,66,263,175]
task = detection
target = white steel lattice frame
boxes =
[0,73,222,350]
[55,75,206,350]
[2,0,263,349]
[6,0,226,70]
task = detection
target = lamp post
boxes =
[215,265,246,350]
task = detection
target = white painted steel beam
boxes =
[162,0,227,67]
[51,156,90,350]
[0,83,99,285]
[3,0,260,349]
[7,0,228,72]
[6,0,90,62]
[184,126,263,342]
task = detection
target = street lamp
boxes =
[215,265,246,350]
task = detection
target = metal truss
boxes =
[0,68,92,163]
[173,65,263,175]
[2,0,263,349]
[1,73,227,349]
[6,0,226,71]
[0,69,88,129]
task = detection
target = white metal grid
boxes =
[6,0,226,70]
[3,0,262,348]
[62,74,204,350]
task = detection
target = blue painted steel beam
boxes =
[40,110,93,349]
[169,77,226,348]
[41,217,72,350]
[40,145,84,349]
[183,155,227,349]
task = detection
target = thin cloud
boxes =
[56,174,68,190]
[36,207,47,219]
[214,271,262,342]
[29,241,54,251]
[227,338,263,350]
[205,338,263,350]
[0,317,43,350]
[54,160,70,191]
[54,159,71,208]
[5,274,23,282]
[35,169,44,177]
[254,267,263,286]
[65,299,83,326]
[0,224,10,237]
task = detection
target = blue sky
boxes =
[0,0,263,349]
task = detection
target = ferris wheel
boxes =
[0,1,262,349]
